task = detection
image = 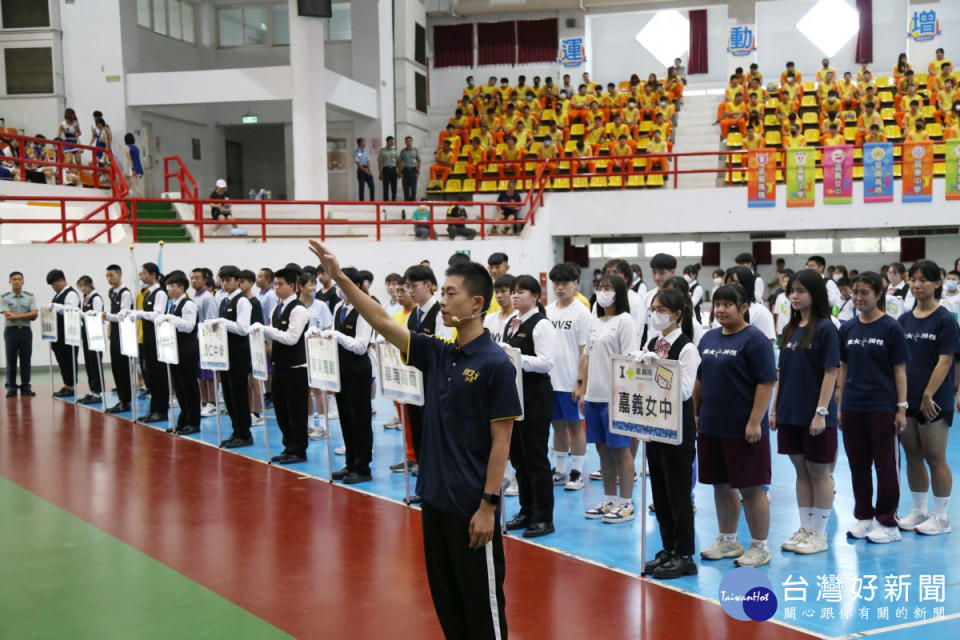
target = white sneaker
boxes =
[781,528,811,552]
[847,519,875,539]
[603,502,635,523]
[588,470,603,481]
[700,536,745,560]
[250,413,264,426]
[585,501,616,520]
[334,445,346,455]
[793,531,828,555]
[734,541,772,567]
[308,427,328,440]
[326,408,339,420]
[170,398,179,408]
[914,514,951,536]
[897,509,929,530]
[866,524,902,544]
[200,404,217,418]
[564,470,584,491]
[552,470,569,486]
[503,478,519,496]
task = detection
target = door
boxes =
[140,122,153,196]
[326,130,349,201]
[225,140,243,198]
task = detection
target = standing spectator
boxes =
[494,181,523,235]
[2,271,38,397]
[56,108,82,168]
[124,133,145,198]
[90,114,112,169]
[354,138,375,201]
[673,58,687,85]
[378,136,399,201]
[398,136,421,201]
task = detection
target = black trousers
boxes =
[108,329,131,403]
[402,167,419,201]
[274,366,308,457]
[4,326,32,389]
[422,501,507,640]
[51,340,79,387]
[140,335,169,415]
[335,367,373,474]
[509,379,554,523]
[381,167,398,201]
[357,168,375,201]
[80,329,103,393]
[171,349,201,428]
[646,405,697,556]
[221,355,252,440]
[408,404,424,461]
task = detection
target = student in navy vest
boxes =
[633,288,701,579]
[191,268,219,418]
[104,264,133,413]
[238,269,265,425]
[207,265,255,448]
[897,261,959,536]
[324,267,375,484]
[158,270,201,435]
[310,239,519,640]
[126,262,169,423]
[249,267,310,464]
[45,268,81,398]
[502,275,557,538]
[75,275,104,404]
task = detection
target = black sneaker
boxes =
[644,549,672,574]
[652,554,698,579]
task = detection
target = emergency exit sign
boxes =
[241,115,259,124]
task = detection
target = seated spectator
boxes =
[720,93,747,138]
[740,124,765,166]
[428,139,456,188]
[209,179,245,236]
[609,135,634,173]
[644,129,668,177]
[464,137,487,180]
[446,204,477,240]
[906,118,930,142]
[569,141,596,176]
[823,122,845,146]
[781,61,802,85]
[494,180,523,235]
[536,137,561,176]
[855,102,883,145]
[411,201,431,240]
[863,123,887,144]
[838,72,859,111]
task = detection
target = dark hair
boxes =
[283,263,302,274]
[297,272,316,288]
[404,264,437,286]
[897,53,908,72]
[303,265,318,277]
[854,271,886,311]
[604,259,632,283]
[549,262,579,283]
[908,260,943,299]
[652,288,693,340]
[594,273,630,318]
[274,267,300,286]
[836,277,851,288]
[649,253,677,271]
[447,253,471,267]
[725,266,757,303]
[493,274,516,290]
[781,269,831,350]
[735,252,755,267]
[807,255,826,269]
[683,263,701,278]
[445,262,494,313]
[888,262,906,275]
[358,270,374,284]
[124,133,135,145]
[385,272,402,284]
[712,284,750,321]
[833,265,849,280]
[218,265,241,280]
[142,262,161,278]
[163,270,189,288]
[340,267,364,287]
[9,271,23,278]
[512,275,545,314]
[258,267,274,282]
[106,264,122,274]
[238,269,256,282]
[487,252,509,266]
[76,275,93,287]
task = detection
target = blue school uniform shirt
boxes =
[697,325,778,438]
[838,314,911,413]
[404,331,522,519]
[898,306,960,418]
[776,318,841,428]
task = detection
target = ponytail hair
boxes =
[652,288,693,340]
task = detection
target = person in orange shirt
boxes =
[622,98,643,138]
[570,85,591,125]
[464,137,487,180]
[481,109,504,145]
[536,137,561,176]
[602,83,620,113]
[860,85,879,109]
[569,141,596,176]
[606,113,630,140]
[863,124,887,144]
[928,48,951,75]
[429,139,456,186]
[927,61,953,92]
[666,67,684,102]
[837,72,860,111]
[815,58,837,84]
[584,116,606,154]
[906,119,930,142]
[437,124,462,155]
[822,122,845,146]
[896,69,916,96]
[740,124,766,167]
[608,135,634,173]
[943,117,960,141]
[719,74,744,122]
[934,77,957,124]
[779,72,803,116]
[644,129,668,177]
[463,75,481,102]
[781,61,802,85]
[856,101,884,145]
[894,53,911,85]
[449,108,472,146]
[720,93,747,138]
[498,136,525,179]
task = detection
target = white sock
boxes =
[604,494,617,505]
[751,538,769,550]
[554,451,568,474]
[933,496,950,518]
[619,496,632,507]
[504,460,515,477]
[571,455,585,473]
[799,506,814,530]
[719,532,738,542]
[810,508,830,535]
[912,491,928,514]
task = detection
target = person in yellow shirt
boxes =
[822,122,845,146]
[779,72,802,116]
[747,63,763,87]
[570,85,591,125]
[656,96,677,122]
[744,92,764,125]
[523,93,542,117]
[463,137,487,180]
[719,74,744,122]
[781,61,802,85]
[895,82,924,111]
[784,125,806,148]
[545,122,565,148]
[856,102,884,145]
[863,124,887,144]
[481,109,504,145]
[463,76,481,102]
[906,119,930,142]
[437,124,462,155]
[897,99,924,132]
[497,77,513,102]
[519,105,538,133]
[606,114,630,140]
[838,72,860,111]
[515,75,530,100]
[512,121,532,149]
[820,111,845,138]
[815,72,838,104]
[856,63,872,84]
[943,118,960,141]
[622,98,642,138]
[743,112,764,137]
[429,139,456,187]
[480,75,499,97]
[894,53,912,85]
[745,76,766,103]
[821,90,843,117]
[935,77,957,124]
[475,123,497,160]
[569,141,596,176]
[586,101,606,125]
[928,48,951,75]
[536,137,561,176]
[740,124,766,167]
[720,93,747,138]
[502,104,521,138]
[651,111,672,141]
[498,136,525,179]
[601,83,620,113]
[896,69,916,97]
[782,112,800,136]
[608,135,634,173]
[665,68,684,102]
[584,116,606,154]
[815,58,837,84]
[644,129,668,177]
[582,71,597,93]
[449,108,472,146]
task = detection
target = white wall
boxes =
[0,181,119,244]
[223,124,287,199]
[906,1,960,74]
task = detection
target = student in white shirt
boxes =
[629,264,648,299]
[772,270,794,341]
[159,270,201,435]
[191,268,219,417]
[735,252,767,304]
[682,263,704,325]
[637,253,678,346]
[298,271,334,440]
[76,275,105,404]
[483,275,517,342]
[834,277,856,324]
[127,262,169,422]
[886,262,916,314]
[941,270,960,321]
[577,273,638,523]
[601,260,645,337]
[545,263,592,491]
[45,268,81,397]
[724,267,776,342]
[383,273,404,318]
[806,255,840,309]
[663,277,705,345]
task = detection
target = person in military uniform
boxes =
[2,271,38,397]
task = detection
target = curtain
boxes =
[433,24,473,68]
[701,242,720,267]
[752,241,772,265]
[688,10,708,75]
[855,0,873,64]
[478,21,516,66]
[517,18,558,64]
[900,237,924,263]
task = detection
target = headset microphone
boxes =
[450,310,484,324]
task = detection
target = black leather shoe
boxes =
[505,514,531,531]
[221,436,254,448]
[270,451,289,462]
[20,388,35,397]
[53,387,74,398]
[644,549,673,574]
[274,453,307,465]
[138,412,165,423]
[342,472,373,484]
[405,495,422,504]
[332,467,351,480]
[652,554,698,579]
[522,522,556,538]
[78,393,101,405]
[106,402,130,414]
[5,388,16,398]
[175,425,201,435]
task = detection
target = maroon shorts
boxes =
[776,424,838,464]
[697,432,771,489]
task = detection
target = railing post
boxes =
[196,198,204,243]
[428,204,435,240]
[60,200,67,243]
[673,154,679,189]
[260,202,267,242]
[132,200,139,243]
[320,203,326,241]
[479,203,485,240]
[375,203,381,241]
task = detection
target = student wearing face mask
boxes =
[886,262,916,317]
[896,261,958,536]
[710,269,724,301]
[941,270,960,320]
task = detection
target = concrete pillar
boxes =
[393,0,430,156]
[288,0,328,199]
[350,0,395,151]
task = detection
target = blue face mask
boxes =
[946,280,959,293]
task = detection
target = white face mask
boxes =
[832,273,843,282]
[649,310,674,333]
[946,280,959,292]
[596,290,615,308]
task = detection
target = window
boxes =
[138,0,195,43]
[326,2,351,41]
[771,239,794,255]
[244,7,269,45]
[840,237,880,253]
[602,243,639,258]
[680,241,703,257]
[645,242,680,258]
[881,237,900,253]
[182,2,195,43]
[138,0,151,28]
[414,23,426,65]
[5,47,53,94]
[2,0,50,28]
[217,4,290,47]
[794,238,833,255]
[219,9,243,46]
[414,72,427,114]
[273,4,289,45]
[168,0,182,39]
[152,0,167,35]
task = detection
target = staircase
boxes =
[672,90,726,189]
[133,201,191,243]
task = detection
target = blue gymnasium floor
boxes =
[60,386,960,639]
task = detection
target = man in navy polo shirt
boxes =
[310,239,519,640]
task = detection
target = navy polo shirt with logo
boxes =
[404,330,522,519]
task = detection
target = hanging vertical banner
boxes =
[822,145,854,204]
[902,140,934,203]
[863,142,894,203]
[945,139,960,201]
[747,149,776,207]
[785,147,816,207]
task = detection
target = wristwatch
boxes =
[482,492,501,506]
[896,401,909,409]
[815,407,829,416]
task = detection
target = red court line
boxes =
[0,396,819,639]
